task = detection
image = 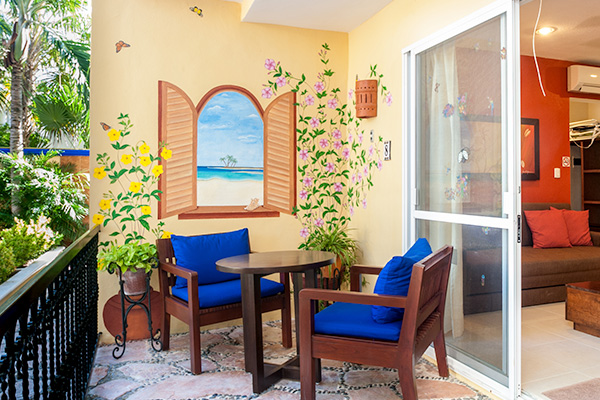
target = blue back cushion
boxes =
[171,228,249,287]
[371,238,432,323]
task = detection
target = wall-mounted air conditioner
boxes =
[568,65,600,94]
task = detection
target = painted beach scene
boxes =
[197,91,263,206]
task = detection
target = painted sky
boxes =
[197,92,263,168]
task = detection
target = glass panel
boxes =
[417,219,507,380]
[416,16,505,217]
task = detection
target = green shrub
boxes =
[0,216,60,267]
[0,241,16,284]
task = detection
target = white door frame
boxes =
[402,1,521,398]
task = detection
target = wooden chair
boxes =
[299,245,453,400]
[157,234,292,374]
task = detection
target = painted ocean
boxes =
[197,166,263,181]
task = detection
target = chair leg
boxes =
[189,323,202,374]
[398,359,417,400]
[281,302,292,348]
[300,350,316,400]
[433,330,449,377]
[162,312,171,351]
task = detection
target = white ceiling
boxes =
[220,0,393,32]
[520,0,600,65]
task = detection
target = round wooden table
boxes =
[217,250,335,393]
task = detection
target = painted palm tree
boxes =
[219,155,238,168]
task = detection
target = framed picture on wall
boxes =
[521,118,540,181]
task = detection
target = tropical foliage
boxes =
[263,43,390,263]
[94,114,169,273]
[0,151,89,240]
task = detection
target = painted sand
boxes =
[197,178,263,206]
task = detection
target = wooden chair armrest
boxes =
[350,265,383,291]
[591,231,600,246]
[159,262,198,285]
[299,288,406,308]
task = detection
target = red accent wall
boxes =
[521,56,600,203]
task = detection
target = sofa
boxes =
[463,203,600,314]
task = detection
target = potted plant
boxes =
[93,114,170,293]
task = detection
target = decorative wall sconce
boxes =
[355,79,378,118]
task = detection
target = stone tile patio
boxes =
[86,321,493,400]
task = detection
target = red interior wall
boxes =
[521,56,600,203]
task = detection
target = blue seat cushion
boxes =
[371,238,433,323]
[315,302,402,341]
[171,278,284,309]
[171,228,249,287]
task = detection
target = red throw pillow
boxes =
[550,207,593,246]
[523,210,571,249]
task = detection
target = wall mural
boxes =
[197,92,264,206]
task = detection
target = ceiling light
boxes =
[591,74,598,78]
[536,26,556,35]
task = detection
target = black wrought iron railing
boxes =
[0,226,100,400]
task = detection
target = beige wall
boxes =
[347,0,498,277]
[91,0,498,343]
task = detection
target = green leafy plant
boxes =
[0,240,16,284]
[0,215,59,268]
[302,224,358,269]
[94,113,170,273]
[0,152,87,241]
[98,241,156,274]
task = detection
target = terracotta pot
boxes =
[355,79,378,118]
[122,268,148,296]
[321,256,343,279]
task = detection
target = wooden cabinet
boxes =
[581,142,600,231]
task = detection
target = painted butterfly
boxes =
[190,6,203,17]
[115,40,130,53]
[100,122,111,131]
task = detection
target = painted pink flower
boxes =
[378,160,383,170]
[348,133,353,143]
[300,227,310,238]
[327,98,338,109]
[319,138,329,148]
[342,148,350,159]
[305,95,315,106]
[310,117,320,128]
[357,172,363,182]
[362,199,368,209]
[300,189,308,200]
[265,58,276,71]
[299,149,309,161]
[385,92,393,106]
[334,140,342,150]
[348,89,354,100]
[350,206,355,216]
[351,174,357,184]
[314,218,324,228]
[326,162,335,173]
[332,129,342,140]
[333,182,343,192]
[276,76,287,88]
[261,87,273,99]
[314,81,325,93]
[369,145,374,157]
[303,177,313,187]
[364,166,369,176]
[358,133,363,143]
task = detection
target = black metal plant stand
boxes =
[109,267,162,358]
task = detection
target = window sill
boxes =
[178,206,280,220]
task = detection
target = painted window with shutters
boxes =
[158,81,296,219]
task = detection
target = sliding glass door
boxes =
[403,1,520,397]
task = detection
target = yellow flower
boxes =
[92,214,104,225]
[139,156,151,167]
[161,231,172,239]
[161,147,172,160]
[151,165,164,178]
[121,154,133,164]
[129,182,141,193]
[93,167,106,180]
[99,199,111,210]
[140,142,150,154]
[141,206,151,215]
[107,128,120,141]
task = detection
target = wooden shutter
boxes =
[158,81,197,219]
[263,91,296,214]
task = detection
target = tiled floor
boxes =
[86,320,494,400]
[522,302,600,399]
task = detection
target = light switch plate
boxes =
[383,141,391,161]
[554,168,561,178]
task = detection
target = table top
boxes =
[216,250,336,275]
[566,281,600,294]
